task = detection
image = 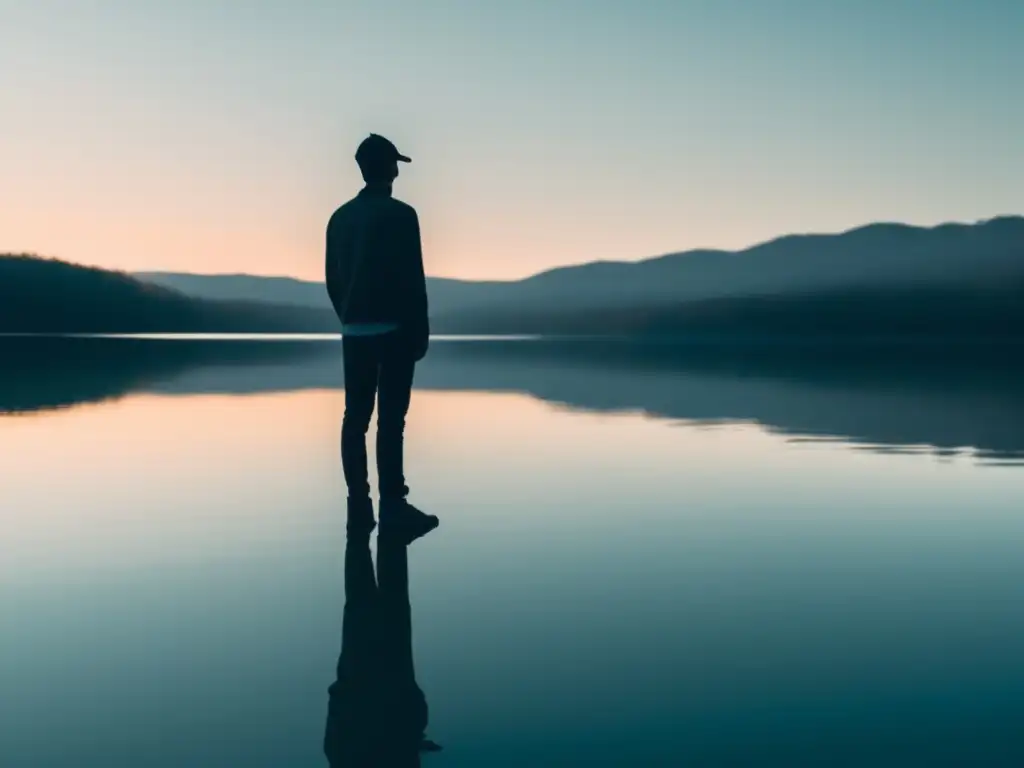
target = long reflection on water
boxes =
[325,528,439,767]
[2,335,1023,463]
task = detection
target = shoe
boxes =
[379,498,439,544]
[419,737,443,752]
[346,496,376,535]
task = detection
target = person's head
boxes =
[355,134,411,185]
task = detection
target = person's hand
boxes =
[402,318,429,361]
[413,331,429,361]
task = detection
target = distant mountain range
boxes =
[136,216,1024,337]
[4,215,1021,337]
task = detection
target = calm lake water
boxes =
[3,336,1024,766]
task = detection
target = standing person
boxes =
[326,134,438,542]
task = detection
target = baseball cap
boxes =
[355,133,411,165]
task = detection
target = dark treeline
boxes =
[432,278,1024,339]
[0,254,339,333]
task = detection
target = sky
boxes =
[1,0,1022,281]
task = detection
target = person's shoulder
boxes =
[387,196,418,220]
[333,195,363,216]
[327,196,361,229]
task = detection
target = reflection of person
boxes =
[326,134,438,541]
[323,527,441,767]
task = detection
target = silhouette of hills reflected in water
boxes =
[2,335,1023,463]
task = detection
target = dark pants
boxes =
[342,332,415,500]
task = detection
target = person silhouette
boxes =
[326,134,438,542]
[323,525,442,767]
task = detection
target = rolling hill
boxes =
[0,254,339,333]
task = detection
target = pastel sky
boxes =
[2,0,1021,281]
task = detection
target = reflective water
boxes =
[3,337,1024,766]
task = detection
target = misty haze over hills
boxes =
[137,216,1024,325]
[133,271,488,318]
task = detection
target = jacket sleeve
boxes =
[406,208,429,334]
[324,214,345,321]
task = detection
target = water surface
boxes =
[3,337,1024,766]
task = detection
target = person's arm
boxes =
[409,209,429,327]
[324,213,346,322]
[405,207,430,359]
[325,217,339,313]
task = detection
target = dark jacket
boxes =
[325,187,429,343]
